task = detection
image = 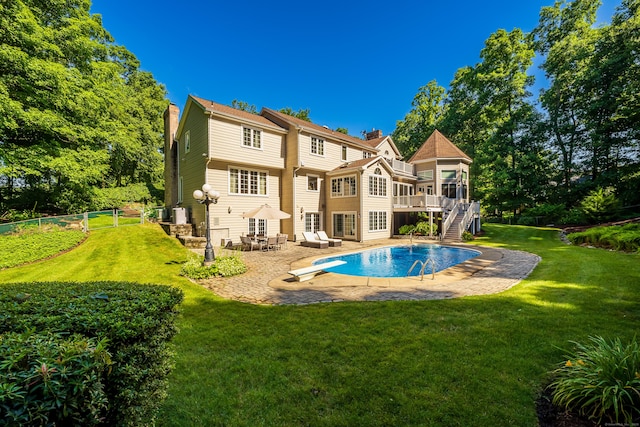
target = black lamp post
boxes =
[193,184,220,266]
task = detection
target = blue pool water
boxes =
[313,244,480,278]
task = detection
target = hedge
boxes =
[0,331,111,426]
[0,282,184,426]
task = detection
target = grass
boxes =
[0,223,638,426]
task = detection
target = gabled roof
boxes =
[325,156,394,176]
[261,108,376,151]
[190,96,286,132]
[408,129,471,163]
[361,135,403,159]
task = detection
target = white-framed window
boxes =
[184,131,190,153]
[331,175,356,197]
[307,175,319,192]
[368,167,387,197]
[368,211,388,232]
[363,152,372,159]
[242,127,262,149]
[462,170,468,181]
[341,145,347,161]
[311,136,324,156]
[305,212,321,233]
[417,169,433,180]
[441,170,456,179]
[249,218,267,236]
[229,167,268,195]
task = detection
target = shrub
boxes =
[0,281,184,426]
[398,224,415,235]
[550,336,640,425]
[0,331,112,426]
[180,254,247,279]
[580,187,620,224]
[461,231,474,241]
[559,208,586,225]
[567,224,640,252]
[414,221,438,236]
[519,203,566,225]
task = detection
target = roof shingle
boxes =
[408,130,471,163]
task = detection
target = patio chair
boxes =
[301,231,329,249]
[276,233,287,250]
[241,235,262,251]
[316,230,342,247]
[263,236,278,251]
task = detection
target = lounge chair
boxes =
[316,230,342,247]
[241,235,262,251]
[301,231,329,249]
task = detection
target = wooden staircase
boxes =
[442,211,465,242]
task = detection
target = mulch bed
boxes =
[536,386,640,427]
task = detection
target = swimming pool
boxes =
[313,244,481,278]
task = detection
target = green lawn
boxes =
[0,223,637,426]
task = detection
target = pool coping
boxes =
[268,243,540,300]
[198,240,541,305]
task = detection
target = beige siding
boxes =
[361,165,392,242]
[192,161,284,245]
[377,139,397,160]
[177,107,209,224]
[209,116,285,169]
[298,133,349,171]
[324,172,360,241]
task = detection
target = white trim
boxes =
[330,175,357,198]
[310,135,325,157]
[368,210,388,232]
[228,166,269,196]
[307,174,319,192]
[241,126,262,150]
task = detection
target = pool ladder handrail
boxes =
[406,258,435,281]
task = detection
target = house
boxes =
[163,95,479,244]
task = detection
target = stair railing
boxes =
[441,203,460,239]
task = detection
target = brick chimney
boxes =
[365,129,383,140]
[163,104,180,210]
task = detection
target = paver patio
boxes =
[196,238,540,305]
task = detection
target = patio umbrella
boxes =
[241,204,291,220]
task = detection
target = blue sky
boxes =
[91,0,618,138]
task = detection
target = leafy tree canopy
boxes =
[0,0,168,214]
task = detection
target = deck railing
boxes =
[392,195,457,209]
[386,158,415,175]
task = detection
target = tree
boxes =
[230,99,257,113]
[0,0,167,214]
[392,80,446,158]
[278,107,311,122]
[533,0,600,201]
[475,29,552,215]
